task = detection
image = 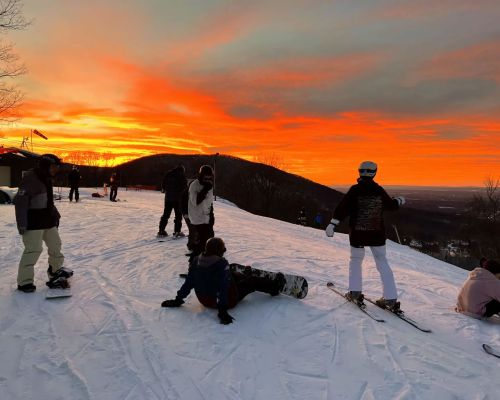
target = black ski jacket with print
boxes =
[333,178,399,247]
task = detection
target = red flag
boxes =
[33,129,48,140]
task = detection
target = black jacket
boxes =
[68,169,80,186]
[333,178,399,247]
[162,167,188,202]
[13,168,61,231]
[177,254,235,310]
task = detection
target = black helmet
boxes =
[38,154,62,169]
[205,237,226,257]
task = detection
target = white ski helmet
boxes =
[358,161,377,178]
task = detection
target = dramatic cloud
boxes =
[1,0,499,185]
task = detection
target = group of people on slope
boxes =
[11,155,500,326]
[156,164,215,259]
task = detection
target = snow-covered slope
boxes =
[1,189,499,400]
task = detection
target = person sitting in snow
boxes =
[456,259,500,319]
[325,161,405,311]
[161,237,285,325]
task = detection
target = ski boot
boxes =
[345,291,365,307]
[157,230,168,238]
[375,298,402,314]
[47,266,73,280]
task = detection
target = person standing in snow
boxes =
[157,165,188,238]
[188,165,215,259]
[161,237,285,324]
[325,161,405,310]
[456,259,500,319]
[13,154,72,293]
[68,165,81,202]
[109,172,118,202]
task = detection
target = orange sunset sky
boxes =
[1,0,499,186]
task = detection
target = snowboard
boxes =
[229,263,308,299]
[46,287,72,299]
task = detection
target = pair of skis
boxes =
[326,282,431,333]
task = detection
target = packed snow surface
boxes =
[1,189,499,400]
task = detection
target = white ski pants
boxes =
[348,245,398,300]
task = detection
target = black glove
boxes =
[218,309,235,325]
[161,297,184,307]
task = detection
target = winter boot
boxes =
[47,266,73,280]
[46,276,70,289]
[269,273,286,296]
[375,298,401,313]
[157,231,168,238]
[17,283,36,293]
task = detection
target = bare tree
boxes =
[484,177,500,222]
[0,0,29,121]
[62,150,118,168]
[254,153,288,171]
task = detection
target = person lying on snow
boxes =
[456,259,500,319]
[161,237,285,324]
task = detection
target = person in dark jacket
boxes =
[109,172,119,202]
[325,161,405,309]
[68,165,81,202]
[13,154,72,292]
[158,165,188,237]
[161,237,284,324]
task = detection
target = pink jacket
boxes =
[456,268,500,318]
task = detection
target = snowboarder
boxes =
[161,237,285,324]
[109,172,118,202]
[157,165,188,238]
[13,154,72,292]
[456,259,500,319]
[325,161,405,310]
[188,165,215,259]
[68,165,81,202]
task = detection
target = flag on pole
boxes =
[33,129,48,140]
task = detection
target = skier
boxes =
[456,259,500,319]
[157,165,188,238]
[325,161,405,310]
[297,207,307,226]
[13,154,73,292]
[109,172,118,202]
[68,165,81,202]
[188,165,215,259]
[161,237,285,324]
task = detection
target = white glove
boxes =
[394,197,405,206]
[325,219,340,237]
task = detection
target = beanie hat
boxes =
[358,161,377,178]
[205,237,226,257]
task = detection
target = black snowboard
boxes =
[230,263,308,299]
